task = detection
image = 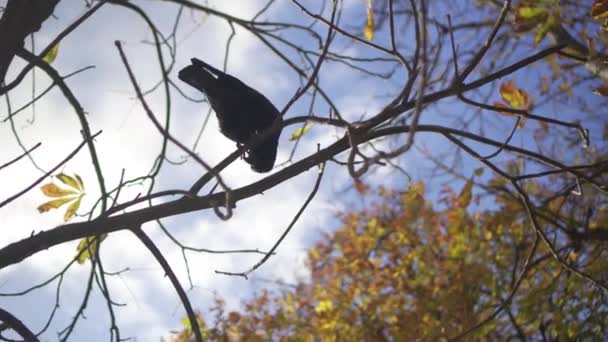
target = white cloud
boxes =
[0,0,351,340]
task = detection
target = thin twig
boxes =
[0,142,41,171]
[216,161,325,278]
[0,131,101,208]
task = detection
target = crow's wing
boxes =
[245,131,281,172]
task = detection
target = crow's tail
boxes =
[190,58,224,77]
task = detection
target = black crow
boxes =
[178,58,281,173]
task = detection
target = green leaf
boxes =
[43,43,60,64]
[290,124,313,141]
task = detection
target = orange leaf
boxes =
[593,83,608,96]
[355,179,369,195]
[493,101,512,115]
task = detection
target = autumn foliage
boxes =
[171,177,608,341]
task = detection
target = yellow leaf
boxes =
[57,173,82,191]
[533,10,559,47]
[534,21,549,46]
[75,174,85,191]
[289,124,313,141]
[320,321,336,331]
[315,299,334,313]
[499,80,530,110]
[560,80,573,97]
[364,0,374,41]
[76,237,96,264]
[409,182,425,196]
[513,4,548,33]
[458,177,473,208]
[181,312,205,331]
[592,0,608,20]
[490,177,507,188]
[540,76,551,94]
[76,234,107,264]
[495,81,530,127]
[546,55,561,79]
[588,37,597,59]
[37,197,77,213]
[517,6,548,19]
[367,217,378,229]
[310,248,320,260]
[43,43,60,64]
[63,196,82,222]
[40,183,78,197]
[473,167,485,176]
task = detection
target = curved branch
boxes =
[130,227,203,342]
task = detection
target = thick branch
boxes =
[0,307,39,342]
[0,0,59,83]
[0,121,590,270]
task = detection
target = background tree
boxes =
[0,0,606,341]
[170,180,608,341]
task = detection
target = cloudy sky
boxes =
[0,1,407,340]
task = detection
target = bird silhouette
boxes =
[178,58,281,173]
